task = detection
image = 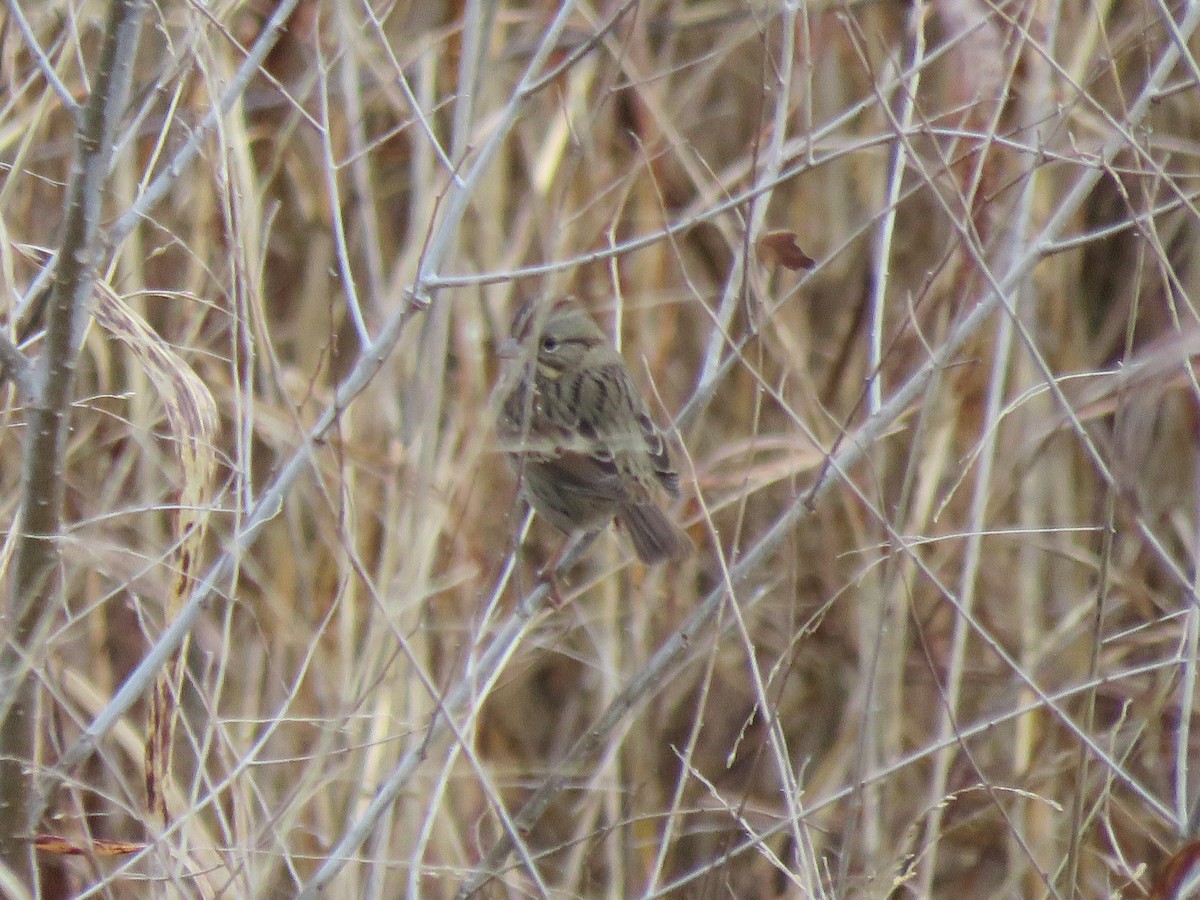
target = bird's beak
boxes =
[498,337,522,359]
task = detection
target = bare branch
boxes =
[0,0,145,882]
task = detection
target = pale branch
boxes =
[5,0,80,117]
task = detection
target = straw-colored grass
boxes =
[3,0,1200,896]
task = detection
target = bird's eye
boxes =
[541,335,559,352]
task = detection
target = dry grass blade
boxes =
[90,283,217,828]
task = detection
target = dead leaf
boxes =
[35,834,143,856]
[756,230,816,271]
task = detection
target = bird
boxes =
[497,297,692,576]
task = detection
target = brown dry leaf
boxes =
[35,834,143,856]
[756,230,816,271]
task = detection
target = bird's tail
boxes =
[620,503,693,564]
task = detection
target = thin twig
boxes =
[5,0,79,117]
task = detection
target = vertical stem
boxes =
[0,0,144,881]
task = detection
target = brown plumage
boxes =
[498,298,692,565]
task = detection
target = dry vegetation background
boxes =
[5,0,1200,897]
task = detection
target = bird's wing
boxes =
[637,410,680,497]
[529,449,633,504]
[575,360,680,500]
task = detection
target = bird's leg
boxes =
[537,530,599,607]
[541,565,566,608]
[537,536,575,607]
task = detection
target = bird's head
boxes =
[500,297,606,378]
